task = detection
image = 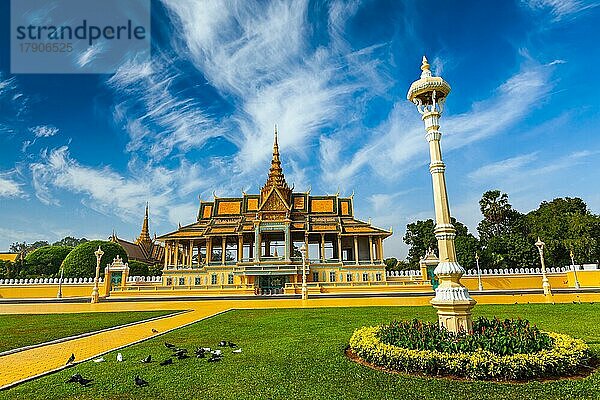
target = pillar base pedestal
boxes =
[431,298,476,333]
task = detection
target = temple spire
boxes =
[260,125,292,204]
[136,202,151,245]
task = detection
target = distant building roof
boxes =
[0,253,20,262]
[109,204,164,265]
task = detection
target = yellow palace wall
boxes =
[0,283,104,299]
[0,270,598,299]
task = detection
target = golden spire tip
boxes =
[421,55,430,71]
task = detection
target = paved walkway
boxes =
[1,292,599,389]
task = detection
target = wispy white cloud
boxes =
[29,146,215,226]
[322,61,554,187]
[108,56,224,160]
[0,172,24,198]
[30,125,59,138]
[522,0,599,21]
[161,0,385,175]
[469,150,597,184]
[0,74,28,135]
[469,152,539,181]
[76,42,106,68]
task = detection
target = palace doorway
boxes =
[256,275,289,295]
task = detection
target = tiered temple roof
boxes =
[110,203,164,264]
[159,130,391,241]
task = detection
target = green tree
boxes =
[403,217,479,269]
[9,241,49,256]
[128,260,150,276]
[526,197,600,268]
[0,259,25,279]
[61,240,128,278]
[483,233,538,270]
[148,264,163,276]
[403,219,437,269]
[52,236,88,247]
[477,190,524,241]
[24,246,73,277]
[383,257,398,271]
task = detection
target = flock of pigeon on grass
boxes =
[64,332,242,388]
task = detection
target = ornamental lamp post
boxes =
[300,243,308,300]
[91,246,104,303]
[569,249,581,290]
[475,252,483,291]
[407,56,476,333]
[57,266,64,299]
[535,237,552,296]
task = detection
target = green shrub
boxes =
[148,263,163,276]
[378,317,552,356]
[128,260,150,276]
[61,240,127,278]
[350,324,591,381]
[24,246,73,277]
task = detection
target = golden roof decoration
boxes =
[260,126,292,206]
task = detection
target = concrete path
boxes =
[1,292,599,389]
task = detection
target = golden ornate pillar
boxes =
[206,238,212,264]
[238,235,244,262]
[337,235,342,261]
[174,241,179,269]
[164,242,169,269]
[221,236,226,265]
[304,234,309,260]
[320,234,325,262]
[407,56,476,333]
[353,236,359,265]
[369,236,374,264]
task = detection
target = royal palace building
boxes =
[157,130,391,294]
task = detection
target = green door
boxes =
[257,276,288,295]
[111,272,122,289]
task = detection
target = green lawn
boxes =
[1,304,599,400]
[0,310,177,353]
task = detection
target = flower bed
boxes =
[377,318,552,356]
[349,319,592,381]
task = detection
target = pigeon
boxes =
[140,355,152,363]
[93,357,105,363]
[174,349,188,357]
[228,342,238,348]
[232,348,242,354]
[202,347,211,352]
[78,376,93,386]
[152,328,159,333]
[134,376,149,387]
[66,353,75,365]
[159,358,173,366]
[195,348,206,358]
[117,353,123,362]
[66,373,92,386]
[66,373,83,383]
[207,355,221,362]
[164,342,176,349]
[211,349,222,356]
[218,341,227,347]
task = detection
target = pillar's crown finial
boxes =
[420,55,432,78]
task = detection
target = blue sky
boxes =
[0,0,599,258]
